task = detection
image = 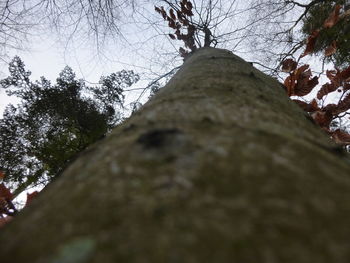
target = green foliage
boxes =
[301,0,350,68]
[0,56,139,193]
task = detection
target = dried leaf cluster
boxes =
[155,0,196,57]
[0,171,39,228]
[283,4,350,145]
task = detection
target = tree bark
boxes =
[1,47,350,262]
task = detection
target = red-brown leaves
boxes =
[326,69,338,82]
[0,184,13,201]
[181,0,193,16]
[311,110,333,128]
[281,59,297,73]
[179,47,189,57]
[25,191,39,206]
[169,9,176,20]
[301,30,319,58]
[305,76,319,95]
[168,19,176,29]
[320,66,350,96]
[0,197,8,214]
[339,66,350,82]
[283,4,350,146]
[0,171,41,228]
[331,129,350,144]
[155,0,196,56]
[293,99,319,112]
[284,65,319,96]
[186,1,193,11]
[325,40,337,56]
[0,178,16,221]
[155,6,167,20]
[317,83,337,99]
[323,4,342,29]
[334,93,350,114]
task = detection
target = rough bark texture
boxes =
[1,47,350,262]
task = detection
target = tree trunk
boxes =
[1,47,350,263]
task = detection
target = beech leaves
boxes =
[282,3,350,145]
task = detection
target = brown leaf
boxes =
[181,2,187,13]
[155,6,167,20]
[323,103,338,114]
[284,75,293,96]
[168,19,176,29]
[176,10,188,25]
[0,184,13,201]
[188,24,196,35]
[0,171,4,180]
[325,66,350,87]
[179,47,189,57]
[326,69,338,81]
[0,197,8,214]
[311,99,319,111]
[300,30,319,58]
[331,129,350,145]
[334,93,350,114]
[339,66,350,82]
[323,4,342,29]
[25,191,39,207]
[175,29,182,39]
[177,10,183,20]
[311,110,333,128]
[292,99,319,112]
[285,65,318,96]
[186,1,193,11]
[169,9,176,20]
[325,40,337,56]
[185,9,194,16]
[281,59,298,73]
[155,6,161,14]
[296,76,319,97]
[317,82,337,100]
[344,83,350,90]
[307,76,319,91]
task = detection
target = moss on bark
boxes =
[1,48,350,262]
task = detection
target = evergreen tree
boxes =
[0,56,139,194]
[301,0,350,68]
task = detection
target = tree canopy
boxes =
[0,56,139,195]
[301,0,350,68]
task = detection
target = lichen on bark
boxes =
[1,48,350,263]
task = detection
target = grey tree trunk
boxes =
[1,47,350,263]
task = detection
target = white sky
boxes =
[0,0,264,115]
[0,0,340,125]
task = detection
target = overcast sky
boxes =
[0,0,266,116]
[0,0,333,117]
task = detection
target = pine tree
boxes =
[0,57,139,195]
